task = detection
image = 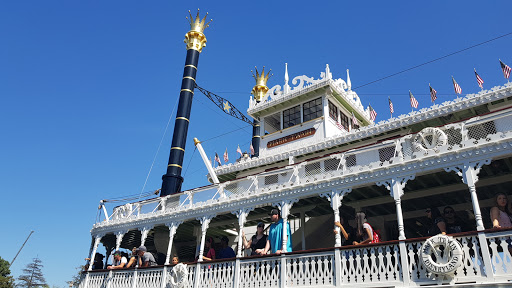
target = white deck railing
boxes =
[80,229,512,288]
[96,107,512,227]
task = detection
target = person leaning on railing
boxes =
[242,222,268,255]
[201,237,216,261]
[490,193,512,229]
[107,251,127,270]
[137,246,157,267]
[126,247,138,268]
[352,212,377,245]
[334,216,355,246]
[425,206,446,236]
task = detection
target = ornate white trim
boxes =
[90,136,512,236]
[219,83,512,175]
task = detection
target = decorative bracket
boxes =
[444,159,491,186]
[232,207,255,228]
[197,214,216,233]
[376,174,415,199]
[320,188,352,210]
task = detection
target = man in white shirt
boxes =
[107,251,127,270]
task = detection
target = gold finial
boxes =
[251,66,273,102]
[184,9,212,53]
[193,137,201,146]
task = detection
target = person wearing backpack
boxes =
[353,212,379,245]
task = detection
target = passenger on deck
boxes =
[137,246,157,267]
[491,193,512,228]
[443,206,469,233]
[172,255,179,265]
[243,222,268,255]
[92,253,104,270]
[263,209,292,254]
[202,237,216,261]
[218,236,236,259]
[334,216,355,246]
[425,206,446,236]
[107,251,127,270]
[352,212,375,245]
[126,247,138,268]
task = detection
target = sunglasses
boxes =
[425,210,431,213]
[444,211,454,214]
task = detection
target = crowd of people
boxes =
[88,193,512,269]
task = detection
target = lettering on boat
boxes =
[267,128,316,148]
[420,234,463,275]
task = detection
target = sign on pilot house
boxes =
[267,128,316,148]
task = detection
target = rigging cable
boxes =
[353,31,512,90]
[136,94,180,202]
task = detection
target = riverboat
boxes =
[79,10,512,288]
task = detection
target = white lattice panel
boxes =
[135,269,162,288]
[286,252,334,287]
[239,258,280,288]
[197,261,235,288]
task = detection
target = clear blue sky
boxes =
[1,1,511,286]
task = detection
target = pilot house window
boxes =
[328,101,338,121]
[283,105,301,129]
[303,98,323,122]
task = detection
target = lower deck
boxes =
[80,229,512,288]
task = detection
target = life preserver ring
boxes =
[169,263,188,288]
[413,127,448,151]
[421,234,463,275]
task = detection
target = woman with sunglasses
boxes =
[242,222,268,255]
[425,206,446,236]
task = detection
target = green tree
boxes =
[0,256,15,288]
[69,266,86,288]
[16,258,47,288]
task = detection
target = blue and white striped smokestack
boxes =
[161,10,212,197]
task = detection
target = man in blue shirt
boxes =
[217,236,236,259]
[263,209,292,254]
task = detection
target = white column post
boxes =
[320,189,351,246]
[138,225,153,247]
[320,188,351,287]
[88,234,104,271]
[445,159,494,280]
[196,215,215,262]
[114,230,127,251]
[164,221,182,265]
[232,208,254,257]
[377,175,415,286]
[444,159,491,231]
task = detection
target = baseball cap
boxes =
[221,236,229,243]
[268,209,279,216]
[138,245,147,252]
[113,250,122,256]
[257,222,264,228]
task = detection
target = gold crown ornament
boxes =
[251,66,272,102]
[184,9,212,53]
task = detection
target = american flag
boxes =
[214,152,221,166]
[369,105,377,121]
[409,91,418,109]
[452,76,462,94]
[236,145,242,157]
[500,60,511,79]
[351,112,359,127]
[250,143,255,155]
[223,148,229,162]
[429,84,437,102]
[388,97,394,114]
[474,69,484,89]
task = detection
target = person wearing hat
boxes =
[92,253,105,270]
[107,250,127,270]
[137,245,157,267]
[263,209,292,255]
[217,236,236,259]
[243,222,268,256]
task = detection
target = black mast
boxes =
[161,10,212,197]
